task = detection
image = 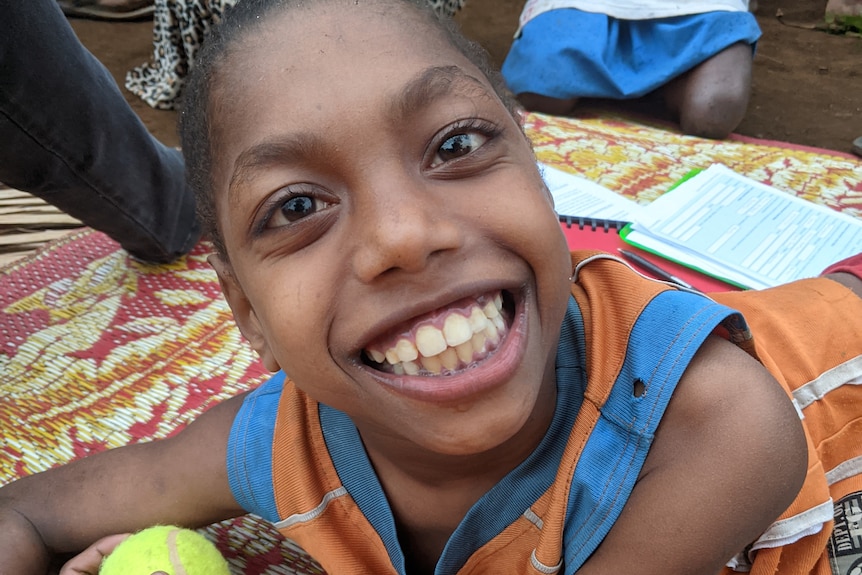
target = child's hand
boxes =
[58,533,130,575]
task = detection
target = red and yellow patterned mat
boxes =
[1,112,860,573]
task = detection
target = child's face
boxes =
[210,2,572,458]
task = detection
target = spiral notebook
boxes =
[558,216,738,293]
[541,162,736,292]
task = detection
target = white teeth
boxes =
[366,292,509,375]
[455,340,474,363]
[471,331,486,354]
[439,347,459,371]
[483,300,500,320]
[395,339,418,363]
[443,314,472,347]
[468,306,487,333]
[385,348,400,365]
[420,354,443,374]
[416,325,447,357]
[485,319,499,345]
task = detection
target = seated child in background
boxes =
[1,1,861,574]
[502,0,762,139]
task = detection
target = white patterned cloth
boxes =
[517,0,749,28]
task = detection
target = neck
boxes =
[363,376,557,488]
[354,374,557,572]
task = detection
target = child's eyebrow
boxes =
[228,133,323,207]
[387,64,491,123]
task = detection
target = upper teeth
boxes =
[442,314,471,347]
[416,325,447,357]
[365,292,506,375]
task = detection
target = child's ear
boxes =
[208,254,281,372]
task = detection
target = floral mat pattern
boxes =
[527,110,862,216]
[1,112,860,574]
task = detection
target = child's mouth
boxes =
[362,290,513,376]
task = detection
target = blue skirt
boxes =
[501,9,761,100]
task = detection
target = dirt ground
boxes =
[70,0,861,153]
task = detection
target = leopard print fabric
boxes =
[125,0,467,110]
[427,0,466,17]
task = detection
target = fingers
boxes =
[58,533,130,575]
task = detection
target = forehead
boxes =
[213,2,491,143]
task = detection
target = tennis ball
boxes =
[99,525,230,575]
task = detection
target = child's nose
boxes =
[350,178,463,283]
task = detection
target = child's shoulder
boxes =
[574,333,807,574]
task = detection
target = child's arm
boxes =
[827,272,862,300]
[577,335,808,575]
[0,393,248,575]
[823,253,862,296]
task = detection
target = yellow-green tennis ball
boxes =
[99,525,230,575]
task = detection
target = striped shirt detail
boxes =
[750,500,833,551]
[530,549,562,574]
[793,355,862,410]
[524,508,545,530]
[826,455,862,487]
[275,486,348,530]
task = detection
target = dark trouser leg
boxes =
[0,0,198,262]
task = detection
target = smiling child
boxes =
[1,1,862,574]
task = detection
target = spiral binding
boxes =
[557,215,628,233]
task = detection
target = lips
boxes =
[363,290,513,376]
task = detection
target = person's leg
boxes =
[0,0,198,263]
[662,41,754,140]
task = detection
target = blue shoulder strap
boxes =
[562,290,742,572]
[226,371,286,522]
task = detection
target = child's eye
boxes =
[261,192,335,230]
[433,132,488,165]
[429,120,498,168]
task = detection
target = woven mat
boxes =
[1,111,860,573]
[0,188,84,267]
[529,110,861,215]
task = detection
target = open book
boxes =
[621,164,862,290]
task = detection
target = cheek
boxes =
[237,260,336,366]
[518,199,572,325]
[262,309,335,385]
[499,179,568,267]
[535,235,573,328]
[260,280,328,340]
